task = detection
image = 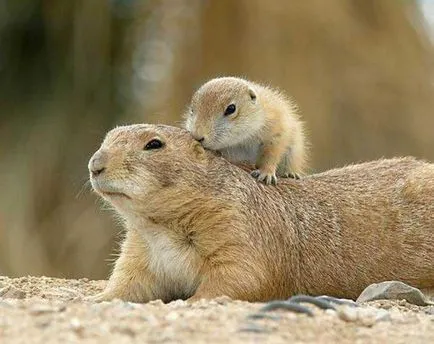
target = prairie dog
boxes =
[184,76,307,185]
[88,124,434,303]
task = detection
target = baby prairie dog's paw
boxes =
[282,171,301,180]
[251,169,278,186]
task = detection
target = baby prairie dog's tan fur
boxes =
[184,76,307,185]
[88,124,434,303]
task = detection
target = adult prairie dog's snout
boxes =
[89,150,108,176]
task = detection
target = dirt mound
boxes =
[0,276,433,344]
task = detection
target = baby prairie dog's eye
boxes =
[144,139,164,150]
[224,104,236,116]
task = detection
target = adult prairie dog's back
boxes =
[184,76,308,185]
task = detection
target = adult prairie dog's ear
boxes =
[249,87,257,101]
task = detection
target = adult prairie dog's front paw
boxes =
[84,291,114,303]
[251,169,278,185]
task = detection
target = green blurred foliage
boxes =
[0,0,433,279]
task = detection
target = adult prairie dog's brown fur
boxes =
[184,76,307,185]
[88,124,434,303]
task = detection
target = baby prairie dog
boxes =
[184,76,307,185]
[88,124,434,304]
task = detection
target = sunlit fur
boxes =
[184,76,308,182]
[89,124,434,303]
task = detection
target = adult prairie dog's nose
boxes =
[192,134,205,143]
[88,150,108,177]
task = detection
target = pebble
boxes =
[113,325,136,337]
[0,285,26,299]
[239,322,270,333]
[168,299,187,308]
[165,311,180,321]
[148,299,164,306]
[70,317,86,337]
[424,307,434,315]
[70,317,83,330]
[337,305,391,327]
[34,317,52,328]
[142,314,159,326]
[29,303,66,315]
[0,300,13,308]
[214,295,232,305]
[192,299,211,309]
[357,281,432,306]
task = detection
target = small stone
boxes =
[192,298,210,309]
[247,313,281,321]
[0,300,13,308]
[70,317,85,336]
[57,287,82,296]
[148,299,164,306]
[239,322,270,333]
[35,317,51,328]
[29,304,57,315]
[325,309,336,315]
[337,306,358,322]
[165,311,180,321]
[142,314,159,326]
[378,302,393,310]
[114,325,136,337]
[357,281,432,306]
[70,317,82,330]
[0,285,26,299]
[337,306,390,327]
[168,299,187,308]
[424,307,434,315]
[214,295,232,305]
[374,308,391,322]
[120,302,137,310]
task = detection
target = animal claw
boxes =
[282,172,300,179]
[251,169,277,185]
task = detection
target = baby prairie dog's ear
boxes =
[248,87,257,101]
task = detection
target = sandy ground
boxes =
[0,276,433,344]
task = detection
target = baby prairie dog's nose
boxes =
[89,150,108,177]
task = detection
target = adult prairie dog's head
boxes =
[184,77,264,150]
[88,124,212,217]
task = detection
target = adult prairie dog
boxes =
[88,124,434,303]
[184,76,307,185]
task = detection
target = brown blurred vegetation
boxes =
[1,0,433,279]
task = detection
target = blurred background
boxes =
[1,0,434,279]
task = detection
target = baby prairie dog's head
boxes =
[88,124,212,216]
[184,77,265,150]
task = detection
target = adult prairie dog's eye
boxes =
[144,139,164,150]
[224,104,236,116]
